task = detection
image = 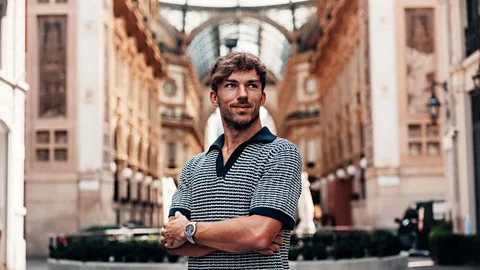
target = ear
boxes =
[210,90,219,107]
[260,90,266,107]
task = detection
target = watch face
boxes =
[185,224,195,235]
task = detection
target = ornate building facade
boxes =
[300,0,447,227]
[0,1,28,268]
[25,0,168,256]
[440,0,480,234]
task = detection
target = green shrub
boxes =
[288,243,301,261]
[332,235,354,260]
[367,230,401,257]
[302,237,315,260]
[314,243,328,260]
[429,230,462,265]
[49,236,169,263]
[313,231,334,246]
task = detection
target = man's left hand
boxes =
[161,211,189,249]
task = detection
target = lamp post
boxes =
[426,81,447,125]
[473,57,480,89]
[225,38,238,53]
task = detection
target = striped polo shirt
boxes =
[169,127,302,270]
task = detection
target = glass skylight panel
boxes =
[186,0,238,7]
[294,6,316,28]
[184,11,210,34]
[233,40,259,56]
[159,0,312,8]
[266,8,294,31]
[239,0,290,6]
[159,8,184,31]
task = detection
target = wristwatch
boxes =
[184,221,197,244]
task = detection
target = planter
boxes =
[48,254,408,270]
[290,254,408,270]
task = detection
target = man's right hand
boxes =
[257,231,283,255]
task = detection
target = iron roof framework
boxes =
[158,0,317,81]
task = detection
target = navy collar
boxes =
[207,126,276,153]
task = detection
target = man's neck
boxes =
[222,121,263,153]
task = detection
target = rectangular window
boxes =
[36,149,50,161]
[54,149,68,161]
[306,139,316,164]
[115,45,120,88]
[36,131,50,144]
[54,130,68,144]
[167,142,176,168]
[104,25,110,122]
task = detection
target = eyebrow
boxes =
[224,79,260,83]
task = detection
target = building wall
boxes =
[25,0,165,257]
[160,59,203,183]
[25,0,79,257]
[362,0,446,228]
[443,0,479,233]
[308,0,446,227]
[0,0,29,268]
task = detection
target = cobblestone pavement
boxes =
[26,259,48,270]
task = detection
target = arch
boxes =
[138,138,144,165]
[114,125,120,152]
[0,120,10,133]
[127,133,134,159]
[186,12,294,44]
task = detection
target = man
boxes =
[161,52,302,269]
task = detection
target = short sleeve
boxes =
[169,158,193,219]
[249,146,302,230]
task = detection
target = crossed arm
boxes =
[161,212,284,258]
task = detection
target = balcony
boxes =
[465,14,480,57]
[286,110,320,120]
[161,113,194,126]
[161,113,204,145]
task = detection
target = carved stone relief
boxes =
[38,16,67,118]
[405,9,435,115]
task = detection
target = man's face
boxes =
[210,69,266,130]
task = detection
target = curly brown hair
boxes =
[209,52,267,93]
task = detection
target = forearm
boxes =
[194,216,274,253]
[167,243,217,258]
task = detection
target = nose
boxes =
[237,84,248,99]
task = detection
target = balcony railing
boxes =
[161,113,194,121]
[286,110,320,121]
[465,14,480,57]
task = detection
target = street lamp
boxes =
[426,81,447,124]
[473,53,480,89]
[346,162,357,178]
[336,168,346,179]
[225,38,238,53]
[473,68,480,89]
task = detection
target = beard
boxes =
[219,102,260,131]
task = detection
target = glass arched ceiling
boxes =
[158,0,317,33]
[160,0,310,8]
[158,0,316,81]
[187,18,291,80]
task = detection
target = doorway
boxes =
[471,88,480,233]
[0,121,8,267]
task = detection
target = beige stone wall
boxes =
[442,0,479,233]
[25,0,167,257]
